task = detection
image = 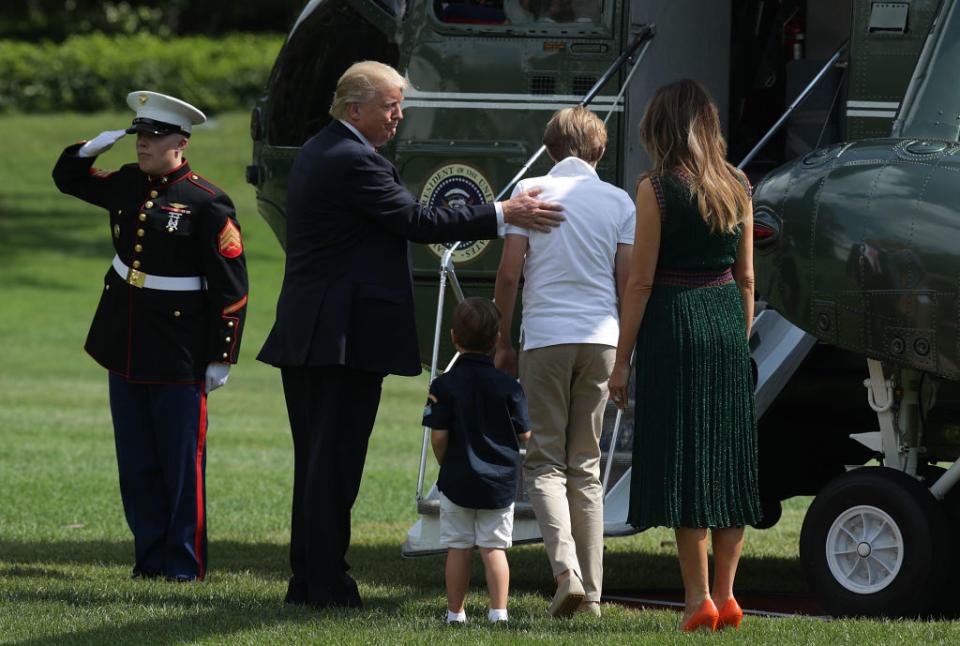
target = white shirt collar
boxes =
[548,156,599,179]
[338,119,375,151]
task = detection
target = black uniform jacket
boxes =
[257,120,497,377]
[53,144,248,383]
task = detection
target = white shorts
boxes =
[439,492,514,549]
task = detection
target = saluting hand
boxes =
[78,129,128,158]
[501,187,564,233]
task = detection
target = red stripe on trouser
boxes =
[195,391,208,579]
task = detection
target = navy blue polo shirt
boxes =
[422,353,530,509]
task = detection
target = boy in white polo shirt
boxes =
[494,106,635,617]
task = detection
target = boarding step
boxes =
[416,497,539,519]
[416,449,634,519]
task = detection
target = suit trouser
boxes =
[108,372,207,579]
[520,344,614,602]
[281,365,383,607]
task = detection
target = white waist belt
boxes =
[112,255,206,291]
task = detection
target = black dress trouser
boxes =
[280,364,384,608]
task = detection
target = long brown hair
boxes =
[638,79,749,234]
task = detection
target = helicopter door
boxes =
[622,0,731,184]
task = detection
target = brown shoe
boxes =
[548,575,585,618]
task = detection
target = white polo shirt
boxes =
[505,156,636,350]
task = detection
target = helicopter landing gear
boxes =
[799,466,951,617]
[799,360,957,616]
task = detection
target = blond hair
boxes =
[329,61,410,119]
[638,79,749,234]
[543,106,607,163]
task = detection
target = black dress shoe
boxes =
[335,574,363,609]
[165,574,198,583]
[284,579,309,605]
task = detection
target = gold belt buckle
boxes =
[126,268,146,288]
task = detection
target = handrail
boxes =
[495,24,655,203]
[737,40,847,170]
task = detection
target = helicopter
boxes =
[751,0,960,617]
[247,0,959,618]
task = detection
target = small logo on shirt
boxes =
[419,163,494,264]
[423,393,438,417]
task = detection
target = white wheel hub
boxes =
[825,504,904,594]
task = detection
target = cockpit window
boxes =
[373,0,408,19]
[267,0,399,146]
[435,0,601,25]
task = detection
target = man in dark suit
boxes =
[257,60,564,610]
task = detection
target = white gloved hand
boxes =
[205,362,231,393]
[78,129,128,158]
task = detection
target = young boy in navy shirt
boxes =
[422,297,531,624]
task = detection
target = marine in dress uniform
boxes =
[52,91,248,581]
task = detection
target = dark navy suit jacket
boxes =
[258,120,498,376]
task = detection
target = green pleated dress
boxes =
[627,170,762,530]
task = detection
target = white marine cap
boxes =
[125,90,206,137]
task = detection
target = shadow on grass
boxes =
[3,593,343,646]
[0,538,289,580]
[0,541,469,645]
[350,541,812,603]
[19,536,942,644]
[0,197,115,266]
[0,535,810,596]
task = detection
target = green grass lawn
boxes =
[1,111,959,644]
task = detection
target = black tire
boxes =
[799,467,952,618]
[918,464,960,617]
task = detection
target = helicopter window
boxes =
[372,0,408,19]
[267,0,400,146]
[435,0,600,25]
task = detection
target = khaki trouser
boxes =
[520,343,614,602]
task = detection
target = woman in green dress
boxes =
[608,79,761,632]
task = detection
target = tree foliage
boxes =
[1,0,305,41]
[0,32,284,113]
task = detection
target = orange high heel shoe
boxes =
[682,598,719,633]
[717,598,743,630]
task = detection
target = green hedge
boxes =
[0,32,285,113]
[1,0,304,42]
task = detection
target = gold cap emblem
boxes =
[138,93,148,105]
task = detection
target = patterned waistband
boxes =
[654,267,734,287]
